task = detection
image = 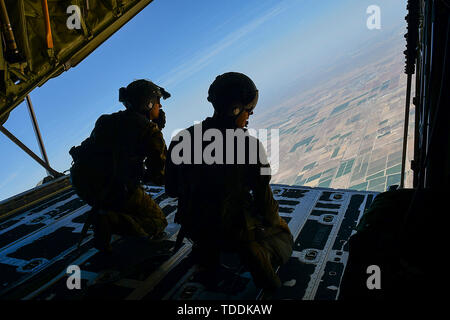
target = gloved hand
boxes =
[153,109,166,130]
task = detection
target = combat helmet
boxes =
[207,72,258,118]
[119,79,170,116]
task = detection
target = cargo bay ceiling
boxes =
[0,0,154,124]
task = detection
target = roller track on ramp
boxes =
[0,177,378,300]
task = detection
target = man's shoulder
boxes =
[95,112,112,123]
[95,110,127,124]
[170,118,212,141]
[117,110,160,132]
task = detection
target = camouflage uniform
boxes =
[70,109,168,247]
[165,117,293,289]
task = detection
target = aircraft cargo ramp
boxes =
[0,177,377,300]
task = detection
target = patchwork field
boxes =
[252,26,414,192]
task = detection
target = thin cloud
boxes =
[0,171,19,190]
[157,2,290,88]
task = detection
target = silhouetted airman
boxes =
[166,72,293,290]
[69,79,170,252]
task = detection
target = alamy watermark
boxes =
[66,265,81,290]
[366,264,381,290]
[170,123,279,175]
[67,5,82,30]
[366,5,381,30]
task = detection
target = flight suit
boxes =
[70,109,168,248]
[165,117,293,289]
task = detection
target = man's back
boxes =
[73,109,164,186]
[166,117,279,248]
[91,109,156,164]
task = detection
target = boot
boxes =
[93,210,113,253]
[241,241,281,290]
[190,243,221,289]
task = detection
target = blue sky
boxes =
[0,0,406,201]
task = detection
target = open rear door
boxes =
[0,0,153,123]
